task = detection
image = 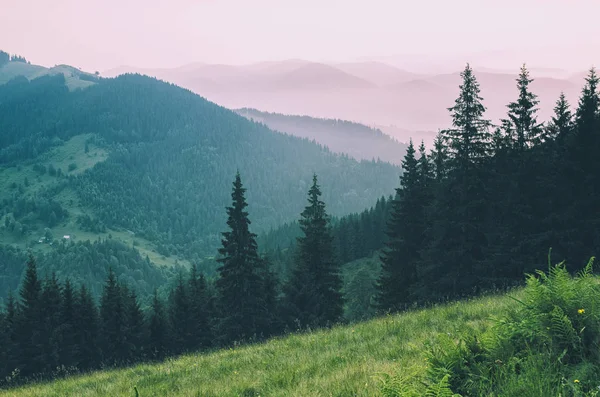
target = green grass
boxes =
[0,292,518,397]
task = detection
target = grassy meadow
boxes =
[0,292,516,397]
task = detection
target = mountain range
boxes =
[105,60,589,144]
[0,58,401,300]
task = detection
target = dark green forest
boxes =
[0,71,399,299]
[0,62,599,389]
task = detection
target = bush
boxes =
[382,254,600,396]
[68,163,77,172]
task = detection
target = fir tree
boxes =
[148,289,169,359]
[74,285,100,370]
[169,274,193,352]
[124,288,146,362]
[503,64,542,149]
[420,65,492,298]
[17,255,44,376]
[284,174,343,328]
[100,268,126,364]
[40,273,62,373]
[376,141,422,312]
[444,64,492,169]
[546,92,573,142]
[216,172,276,343]
[188,265,213,349]
[59,279,78,369]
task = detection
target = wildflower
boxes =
[578,308,585,314]
[574,379,580,383]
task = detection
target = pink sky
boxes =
[1,0,599,72]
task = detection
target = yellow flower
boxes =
[574,379,580,383]
[578,309,585,314]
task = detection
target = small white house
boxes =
[63,235,71,240]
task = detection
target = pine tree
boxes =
[59,279,78,369]
[17,255,44,376]
[216,172,276,343]
[74,284,100,370]
[431,133,448,183]
[376,141,422,312]
[169,273,192,352]
[545,92,573,142]
[444,64,492,170]
[567,68,600,265]
[40,273,62,373]
[419,66,492,298]
[148,289,169,359]
[503,64,542,149]
[284,174,343,328]
[124,287,146,362]
[100,268,126,364]
[188,265,213,349]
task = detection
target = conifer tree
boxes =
[284,175,343,327]
[216,172,276,343]
[376,141,422,312]
[444,64,492,169]
[59,279,78,368]
[546,92,573,142]
[503,64,542,149]
[40,273,62,373]
[124,288,146,362]
[100,268,126,364]
[75,284,100,370]
[169,274,193,352]
[148,289,169,359]
[188,265,213,349]
[419,65,492,298]
[17,255,44,376]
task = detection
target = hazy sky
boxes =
[1,0,599,72]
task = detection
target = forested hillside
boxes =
[235,108,407,164]
[0,70,400,300]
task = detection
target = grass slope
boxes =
[2,292,517,397]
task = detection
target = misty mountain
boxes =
[106,60,588,144]
[0,72,400,273]
[235,108,407,165]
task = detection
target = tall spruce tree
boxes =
[74,284,100,370]
[59,279,78,369]
[375,141,422,312]
[568,68,600,264]
[188,265,213,350]
[284,175,343,328]
[216,172,276,343]
[169,273,193,352]
[40,273,62,373]
[17,255,44,376]
[100,268,126,364]
[419,65,492,299]
[546,92,573,142]
[148,289,170,359]
[503,64,542,149]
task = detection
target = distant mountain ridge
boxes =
[105,60,591,144]
[235,108,407,165]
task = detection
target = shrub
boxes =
[382,254,600,396]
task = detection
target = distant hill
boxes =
[0,51,99,90]
[235,108,407,165]
[0,72,400,299]
[106,60,590,142]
